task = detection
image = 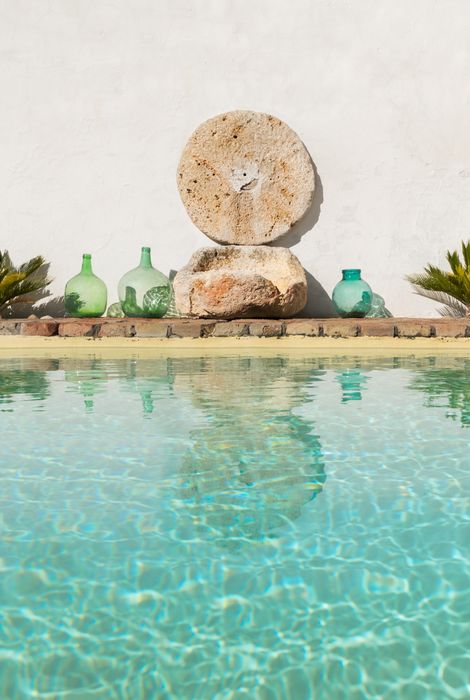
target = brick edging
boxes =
[1,317,470,339]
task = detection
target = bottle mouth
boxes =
[142,246,151,253]
[83,253,92,259]
[342,268,361,280]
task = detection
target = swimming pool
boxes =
[1,352,469,699]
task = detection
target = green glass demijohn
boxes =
[64,254,107,317]
[118,247,171,318]
[332,269,372,318]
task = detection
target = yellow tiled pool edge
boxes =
[1,334,470,359]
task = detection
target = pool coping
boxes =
[2,316,470,340]
[1,327,470,359]
[1,317,470,358]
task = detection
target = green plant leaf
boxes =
[406,241,470,316]
[0,250,52,312]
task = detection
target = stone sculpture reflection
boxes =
[172,356,326,546]
[58,355,326,545]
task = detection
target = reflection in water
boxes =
[28,355,327,542]
[63,357,175,414]
[2,354,470,699]
[409,359,470,427]
[173,356,326,545]
[337,369,369,403]
[64,359,109,413]
[0,358,56,409]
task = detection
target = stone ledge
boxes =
[1,317,470,339]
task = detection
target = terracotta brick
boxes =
[96,320,132,337]
[431,320,470,338]
[248,321,284,337]
[358,320,395,337]
[20,320,58,336]
[321,320,361,337]
[284,319,322,336]
[212,321,249,337]
[58,321,99,337]
[4,316,470,341]
[169,320,210,338]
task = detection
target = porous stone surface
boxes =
[173,246,307,319]
[177,111,315,245]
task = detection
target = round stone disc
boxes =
[177,111,315,245]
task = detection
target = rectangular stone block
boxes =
[129,320,170,338]
[169,320,207,338]
[431,321,470,338]
[0,321,21,335]
[321,320,360,337]
[20,320,58,336]
[248,321,284,337]
[58,321,99,337]
[284,319,322,336]
[212,321,249,337]
[96,320,132,337]
[394,319,433,338]
[358,320,395,337]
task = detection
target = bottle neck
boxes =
[342,269,361,281]
[81,254,93,275]
[140,247,152,269]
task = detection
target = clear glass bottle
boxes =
[64,254,107,317]
[118,247,171,318]
[332,269,372,318]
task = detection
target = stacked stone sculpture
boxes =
[174,110,314,318]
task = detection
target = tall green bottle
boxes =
[118,247,170,318]
[64,254,107,317]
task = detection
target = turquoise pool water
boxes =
[0,353,469,699]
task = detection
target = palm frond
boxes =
[18,255,46,276]
[408,285,469,316]
[0,250,52,313]
[446,250,462,275]
[438,305,467,318]
[407,269,470,304]
[461,240,470,270]
[407,242,470,314]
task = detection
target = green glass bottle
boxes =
[118,247,171,318]
[64,254,107,317]
[332,269,372,318]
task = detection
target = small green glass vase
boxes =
[118,247,171,318]
[332,269,372,318]
[64,254,107,317]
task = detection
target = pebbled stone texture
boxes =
[173,246,307,319]
[177,110,315,245]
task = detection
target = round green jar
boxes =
[332,269,372,318]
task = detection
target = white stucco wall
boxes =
[1,0,470,317]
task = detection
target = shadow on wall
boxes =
[303,272,338,317]
[1,258,65,318]
[272,159,338,317]
[5,296,65,318]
